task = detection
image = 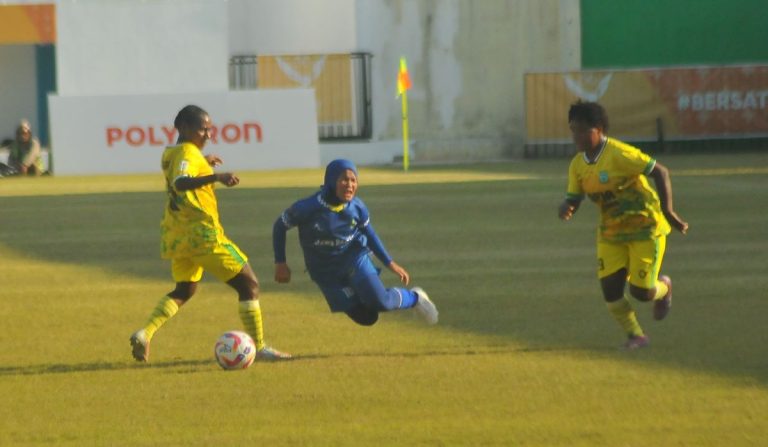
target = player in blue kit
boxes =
[272,159,438,326]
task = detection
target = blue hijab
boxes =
[322,159,358,205]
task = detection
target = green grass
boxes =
[1,152,767,446]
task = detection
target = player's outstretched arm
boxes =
[649,162,689,234]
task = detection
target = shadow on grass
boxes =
[294,343,614,361]
[0,359,213,376]
[1,172,767,385]
[0,344,610,377]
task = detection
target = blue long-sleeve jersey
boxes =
[273,192,393,281]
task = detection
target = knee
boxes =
[169,282,197,301]
[247,276,260,298]
[346,307,379,326]
[240,277,259,301]
[229,272,259,300]
[629,284,653,302]
[601,287,625,303]
[352,313,379,326]
[600,269,628,302]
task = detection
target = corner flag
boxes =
[397,57,412,97]
[398,57,412,171]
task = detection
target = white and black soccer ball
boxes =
[214,330,256,370]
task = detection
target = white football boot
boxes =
[411,287,438,325]
[129,329,150,362]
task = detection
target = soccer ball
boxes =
[214,330,256,370]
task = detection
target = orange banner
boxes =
[526,65,768,142]
[0,4,55,44]
[258,54,353,125]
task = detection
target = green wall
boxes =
[35,44,56,147]
[581,0,768,68]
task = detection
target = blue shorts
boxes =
[314,255,381,312]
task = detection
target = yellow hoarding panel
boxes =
[526,66,768,142]
[258,54,352,125]
[0,4,55,44]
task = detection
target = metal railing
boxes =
[229,52,372,141]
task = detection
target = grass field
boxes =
[1,152,767,446]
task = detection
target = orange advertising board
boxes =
[257,54,353,125]
[0,4,55,44]
[526,65,768,142]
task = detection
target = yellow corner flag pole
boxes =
[402,88,409,171]
[397,57,412,172]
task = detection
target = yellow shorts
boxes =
[597,236,666,289]
[170,242,248,283]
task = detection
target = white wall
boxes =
[228,0,357,55]
[354,0,454,148]
[44,0,581,167]
[227,0,580,161]
[56,0,228,96]
[0,45,38,142]
[50,0,327,175]
[354,0,581,160]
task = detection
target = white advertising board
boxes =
[48,90,319,175]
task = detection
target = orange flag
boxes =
[397,57,412,96]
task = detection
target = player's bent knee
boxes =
[350,314,378,326]
[629,284,653,302]
[247,278,260,298]
[169,282,197,301]
[345,307,379,326]
[228,273,259,300]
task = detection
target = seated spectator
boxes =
[7,120,44,176]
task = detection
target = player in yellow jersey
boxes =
[130,105,290,362]
[558,101,688,350]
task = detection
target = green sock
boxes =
[238,300,265,350]
[143,296,179,340]
[606,297,644,338]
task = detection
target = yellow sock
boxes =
[606,297,644,338]
[143,296,179,340]
[238,300,265,350]
[652,280,669,301]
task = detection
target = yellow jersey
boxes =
[160,142,229,259]
[566,137,671,242]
